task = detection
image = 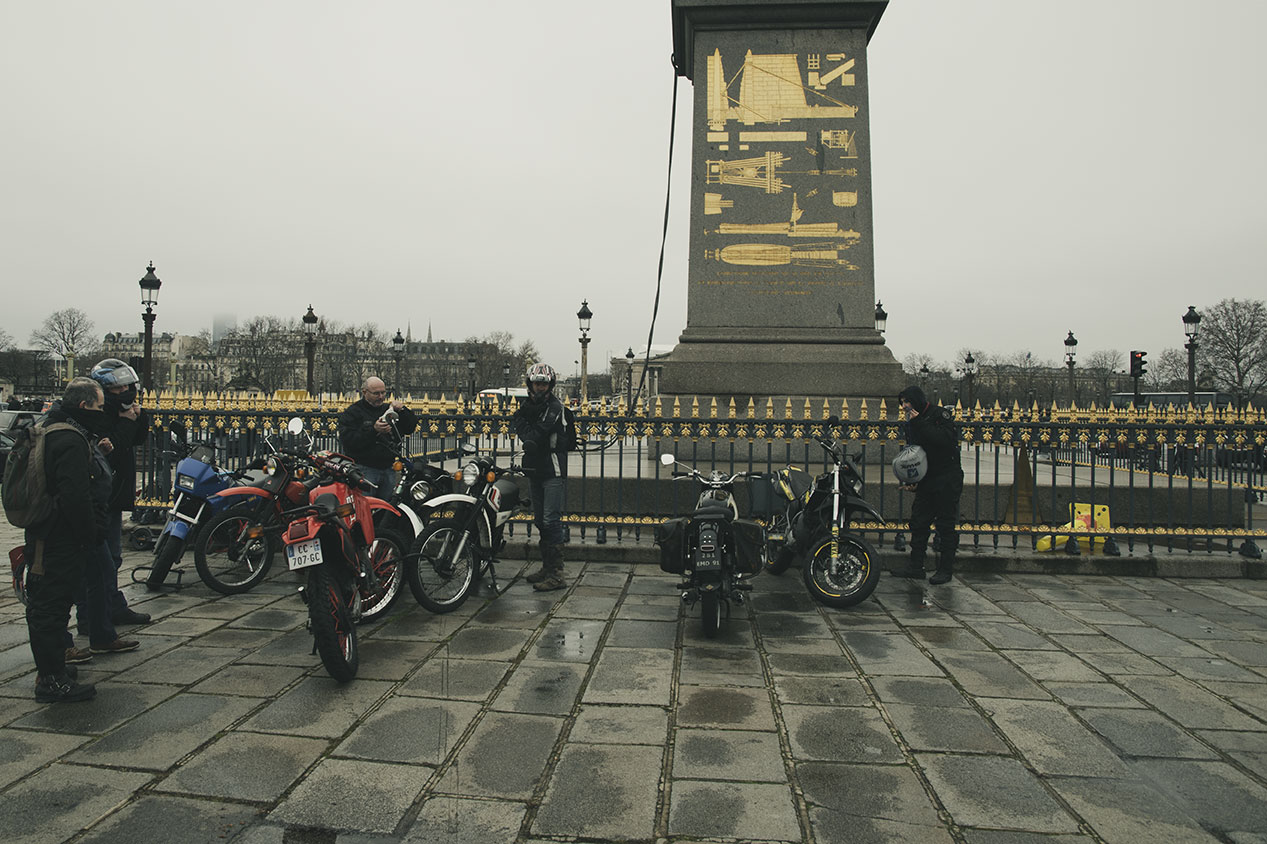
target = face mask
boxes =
[106,386,137,409]
[67,406,109,435]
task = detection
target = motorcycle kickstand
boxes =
[484,559,503,596]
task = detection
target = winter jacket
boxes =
[337,399,419,469]
[100,406,149,511]
[512,392,568,480]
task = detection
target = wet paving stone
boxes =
[870,676,972,709]
[917,753,1080,832]
[0,729,89,791]
[444,626,529,660]
[159,731,329,801]
[884,702,1010,754]
[240,678,393,738]
[983,698,1132,777]
[335,695,480,765]
[584,647,673,705]
[1080,706,1220,759]
[531,618,606,663]
[534,743,662,840]
[673,727,785,781]
[842,631,945,677]
[270,758,428,834]
[782,704,904,763]
[605,618,677,649]
[491,660,586,715]
[668,780,801,841]
[400,656,508,701]
[677,685,774,731]
[0,765,166,844]
[773,675,871,707]
[405,796,526,844]
[570,704,669,745]
[436,711,561,799]
[798,760,942,826]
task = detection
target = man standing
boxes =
[25,378,106,702]
[512,363,569,592]
[891,385,964,585]
[90,359,151,626]
[337,376,418,499]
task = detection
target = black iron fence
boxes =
[133,394,1267,559]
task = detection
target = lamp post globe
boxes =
[138,262,162,391]
[964,352,978,407]
[391,329,405,395]
[467,353,477,403]
[302,305,319,395]
[577,300,593,407]
[625,347,635,408]
[874,300,887,334]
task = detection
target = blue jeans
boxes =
[531,477,565,546]
[76,542,120,646]
[356,465,396,501]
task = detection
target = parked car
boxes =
[0,428,15,476]
[1215,443,1266,470]
[0,410,45,432]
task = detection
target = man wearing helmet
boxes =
[512,363,569,591]
[891,385,964,585]
[89,359,152,623]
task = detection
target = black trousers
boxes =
[910,470,964,567]
[26,537,88,677]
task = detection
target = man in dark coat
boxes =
[337,375,419,499]
[891,385,964,585]
[511,363,569,592]
[90,359,151,625]
[24,378,106,702]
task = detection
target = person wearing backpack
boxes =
[89,359,151,626]
[512,363,570,592]
[22,378,108,703]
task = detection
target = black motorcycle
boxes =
[758,415,883,608]
[655,453,765,637]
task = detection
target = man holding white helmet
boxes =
[891,385,963,585]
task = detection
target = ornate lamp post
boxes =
[964,352,978,407]
[502,361,510,406]
[138,262,162,392]
[1182,305,1201,406]
[577,300,593,407]
[392,329,405,395]
[467,354,477,402]
[625,347,635,408]
[919,363,930,387]
[874,300,888,334]
[1064,330,1078,405]
[303,305,318,395]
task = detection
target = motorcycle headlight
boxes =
[176,473,196,491]
[410,480,432,501]
[462,462,479,487]
[850,477,863,496]
[264,456,282,476]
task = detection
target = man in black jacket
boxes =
[90,359,151,626]
[337,376,418,499]
[25,378,106,702]
[891,385,964,585]
[511,363,569,592]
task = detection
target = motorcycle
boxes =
[760,415,883,608]
[144,425,269,590]
[275,419,409,682]
[378,407,452,542]
[407,444,529,613]
[654,453,765,638]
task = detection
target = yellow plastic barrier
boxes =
[1036,503,1110,553]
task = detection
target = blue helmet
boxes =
[90,358,139,389]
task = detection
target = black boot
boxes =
[929,549,955,585]
[890,557,926,578]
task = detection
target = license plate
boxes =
[286,538,322,570]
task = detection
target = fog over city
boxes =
[2,0,1263,379]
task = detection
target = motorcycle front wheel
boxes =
[359,528,407,621]
[195,506,275,594]
[147,533,186,587]
[700,590,722,638]
[803,534,880,609]
[308,565,358,682]
[407,518,477,614]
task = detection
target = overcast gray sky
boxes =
[2,0,1263,381]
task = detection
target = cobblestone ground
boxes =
[2,519,1266,844]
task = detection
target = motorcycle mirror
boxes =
[286,417,305,435]
[826,415,840,426]
[660,453,676,466]
[461,442,478,455]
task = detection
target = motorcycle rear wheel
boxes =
[195,506,275,595]
[803,534,880,609]
[407,518,477,614]
[308,565,359,682]
[700,590,722,638]
[359,528,407,621]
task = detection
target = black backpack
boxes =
[2,422,86,529]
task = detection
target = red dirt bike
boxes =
[272,420,408,682]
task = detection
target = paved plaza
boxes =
[2,520,1267,844]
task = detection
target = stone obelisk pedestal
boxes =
[660,0,904,411]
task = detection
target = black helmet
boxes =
[91,359,139,389]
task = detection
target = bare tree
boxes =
[0,328,13,350]
[220,316,297,393]
[1150,348,1188,392]
[1197,298,1267,408]
[1082,349,1124,405]
[29,308,95,358]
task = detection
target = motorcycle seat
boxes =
[690,502,734,521]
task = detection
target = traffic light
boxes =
[1130,350,1148,379]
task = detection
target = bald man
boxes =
[337,376,418,499]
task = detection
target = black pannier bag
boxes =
[655,517,689,574]
[731,519,767,575]
[746,474,777,519]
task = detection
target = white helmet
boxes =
[892,445,928,484]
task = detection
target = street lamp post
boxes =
[303,305,318,395]
[392,329,405,396]
[625,347,635,408]
[874,300,888,334]
[1182,305,1201,406]
[919,363,930,388]
[502,362,510,408]
[138,262,162,392]
[1064,330,1078,405]
[577,300,593,407]
[467,354,477,403]
[964,352,978,407]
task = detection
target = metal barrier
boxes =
[133,393,1267,558]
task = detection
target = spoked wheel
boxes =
[308,565,359,682]
[803,533,880,609]
[700,590,722,638]
[358,528,407,621]
[407,518,477,614]
[195,506,276,595]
